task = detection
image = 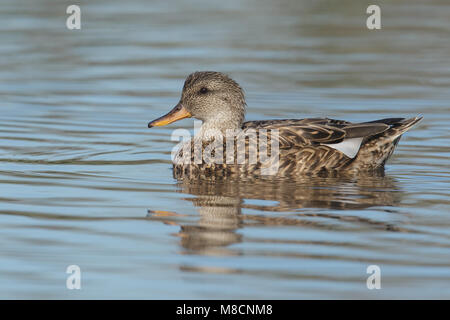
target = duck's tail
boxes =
[383,116,423,137]
[352,116,423,169]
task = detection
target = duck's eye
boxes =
[199,87,208,94]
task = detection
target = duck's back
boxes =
[241,116,422,174]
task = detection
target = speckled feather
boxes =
[173,116,422,179]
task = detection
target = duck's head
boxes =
[148,71,246,130]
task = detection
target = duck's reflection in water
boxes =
[148,172,404,256]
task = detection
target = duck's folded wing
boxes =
[243,118,391,157]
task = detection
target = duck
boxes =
[148,71,422,178]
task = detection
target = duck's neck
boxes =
[196,112,244,140]
[195,120,239,140]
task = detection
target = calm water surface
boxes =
[0,0,449,299]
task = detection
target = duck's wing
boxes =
[243,118,389,146]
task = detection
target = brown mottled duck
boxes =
[148,71,422,178]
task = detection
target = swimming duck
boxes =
[148,71,422,177]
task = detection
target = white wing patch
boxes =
[325,137,363,158]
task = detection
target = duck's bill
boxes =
[148,103,191,128]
